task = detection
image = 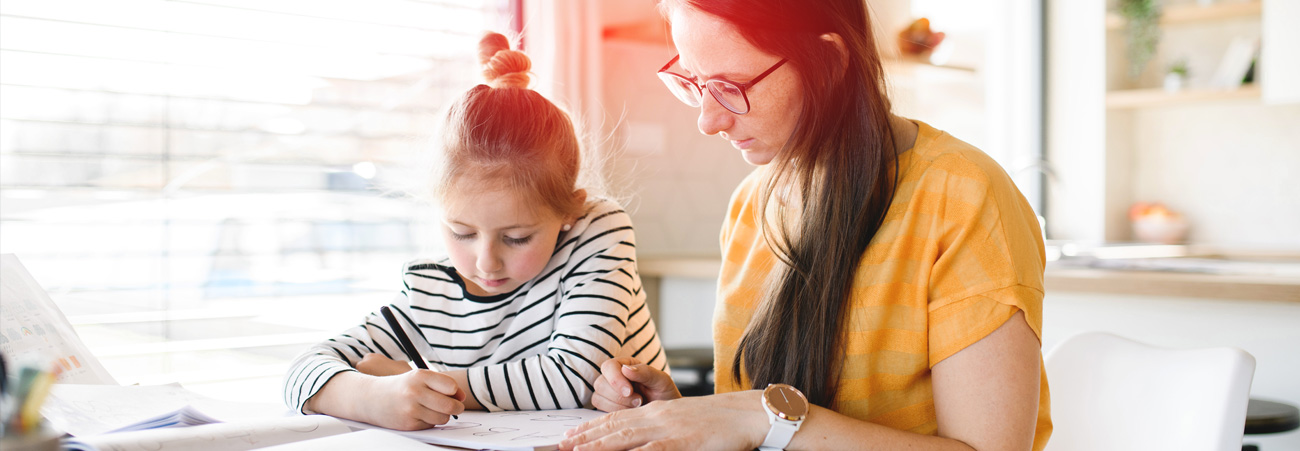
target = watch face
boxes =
[764,384,809,421]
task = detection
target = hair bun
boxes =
[479,32,531,89]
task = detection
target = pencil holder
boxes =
[0,426,61,451]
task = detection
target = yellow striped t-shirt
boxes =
[714,120,1051,449]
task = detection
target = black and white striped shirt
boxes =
[283,198,667,412]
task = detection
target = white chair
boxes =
[1044,332,1256,451]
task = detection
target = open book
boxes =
[1,254,116,385]
[44,383,604,451]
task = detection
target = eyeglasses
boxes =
[656,55,788,115]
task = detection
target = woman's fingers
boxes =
[563,391,765,451]
[564,406,623,441]
[562,411,639,451]
[574,425,655,451]
[562,407,675,451]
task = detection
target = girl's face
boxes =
[440,183,568,297]
[669,7,803,166]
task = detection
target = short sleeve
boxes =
[924,152,1045,366]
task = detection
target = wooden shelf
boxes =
[1106,84,1261,109]
[884,54,977,73]
[1106,0,1262,29]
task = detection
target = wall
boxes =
[1106,12,1300,249]
[1128,103,1300,250]
[600,40,755,257]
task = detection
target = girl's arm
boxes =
[282,294,466,429]
[282,293,414,412]
[304,369,465,430]
[561,312,1041,451]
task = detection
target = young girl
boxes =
[282,32,666,431]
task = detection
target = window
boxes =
[0,0,510,401]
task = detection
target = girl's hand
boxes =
[591,357,681,412]
[357,353,414,376]
[360,370,467,431]
[560,390,767,451]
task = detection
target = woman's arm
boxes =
[561,312,1040,451]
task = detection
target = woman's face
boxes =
[669,7,803,166]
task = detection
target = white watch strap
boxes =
[758,417,799,451]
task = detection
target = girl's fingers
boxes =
[599,358,638,398]
[418,370,462,397]
[593,374,642,411]
[620,364,680,401]
[592,388,641,412]
[431,390,467,416]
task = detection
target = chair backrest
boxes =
[1044,332,1255,451]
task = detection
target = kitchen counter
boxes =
[638,256,1300,303]
[1044,265,1300,302]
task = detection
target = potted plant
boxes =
[1164,58,1189,92]
[1119,0,1161,81]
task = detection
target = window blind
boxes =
[0,0,510,397]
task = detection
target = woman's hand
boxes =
[357,353,415,376]
[591,357,682,412]
[560,390,767,451]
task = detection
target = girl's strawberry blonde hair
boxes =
[432,32,585,219]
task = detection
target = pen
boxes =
[380,305,429,370]
[380,306,458,420]
[0,351,8,396]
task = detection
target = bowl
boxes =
[1132,216,1190,244]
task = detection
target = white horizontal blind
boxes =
[0,0,509,396]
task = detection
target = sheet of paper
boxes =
[62,413,352,451]
[42,383,289,437]
[343,408,605,451]
[0,254,116,384]
[257,429,462,451]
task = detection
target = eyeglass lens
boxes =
[657,72,752,114]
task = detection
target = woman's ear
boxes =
[821,33,849,76]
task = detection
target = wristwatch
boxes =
[758,383,809,451]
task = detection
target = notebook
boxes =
[343,408,606,451]
[42,383,290,437]
[44,383,605,451]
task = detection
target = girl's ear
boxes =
[567,189,588,228]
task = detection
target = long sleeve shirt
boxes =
[283,198,667,412]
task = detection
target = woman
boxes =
[559,0,1050,450]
